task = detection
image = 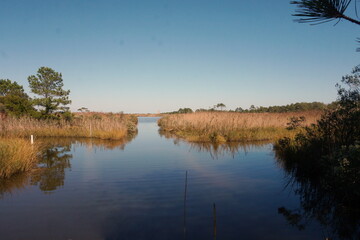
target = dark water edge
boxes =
[0,117,330,240]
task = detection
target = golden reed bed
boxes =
[0,138,38,179]
[158,111,322,143]
[0,113,137,140]
[0,113,138,178]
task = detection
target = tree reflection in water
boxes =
[30,142,72,192]
[0,136,136,196]
[275,150,360,240]
[158,129,270,159]
[0,173,29,199]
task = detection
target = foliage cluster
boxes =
[0,79,36,117]
[286,116,306,130]
[291,0,360,25]
[275,65,360,161]
[164,107,193,114]
[28,67,71,117]
[167,102,329,114]
[274,66,360,238]
[291,0,360,52]
[235,102,328,113]
[1,67,71,120]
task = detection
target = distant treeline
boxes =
[165,102,334,114]
[164,108,194,114]
[234,102,333,113]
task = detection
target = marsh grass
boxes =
[0,113,138,179]
[158,111,322,143]
[0,113,138,140]
[0,138,38,179]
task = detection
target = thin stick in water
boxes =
[183,170,188,240]
[213,203,217,240]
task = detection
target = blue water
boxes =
[0,117,323,240]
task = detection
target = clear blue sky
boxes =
[0,0,358,113]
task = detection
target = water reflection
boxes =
[31,142,72,192]
[41,135,137,151]
[159,129,269,158]
[1,118,325,239]
[0,173,29,198]
[0,136,136,196]
[275,151,360,240]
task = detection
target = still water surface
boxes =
[0,117,324,239]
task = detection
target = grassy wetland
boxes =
[158,111,322,143]
[1,68,140,179]
[0,113,138,178]
[0,112,138,140]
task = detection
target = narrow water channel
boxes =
[0,117,323,240]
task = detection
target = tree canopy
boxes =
[0,79,34,117]
[216,103,226,111]
[0,79,27,97]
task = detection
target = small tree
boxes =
[249,105,256,112]
[78,107,90,112]
[216,103,226,111]
[28,67,71,118]
[235,107,244,112]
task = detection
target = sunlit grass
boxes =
[158,111,322,143]
[0,138,38,179]
[0,113,138,140]
[0,113,138,179]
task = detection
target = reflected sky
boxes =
[0,117,324,240]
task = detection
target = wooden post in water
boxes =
[183,170,188,240]
[213,203,217,240]
[30,135,34,144]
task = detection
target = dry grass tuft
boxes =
[0,138,38,178]
[158,111,322,143]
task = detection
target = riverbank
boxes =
[0,113,138,140]
[0,113,138,178]
[158,111,322,143]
